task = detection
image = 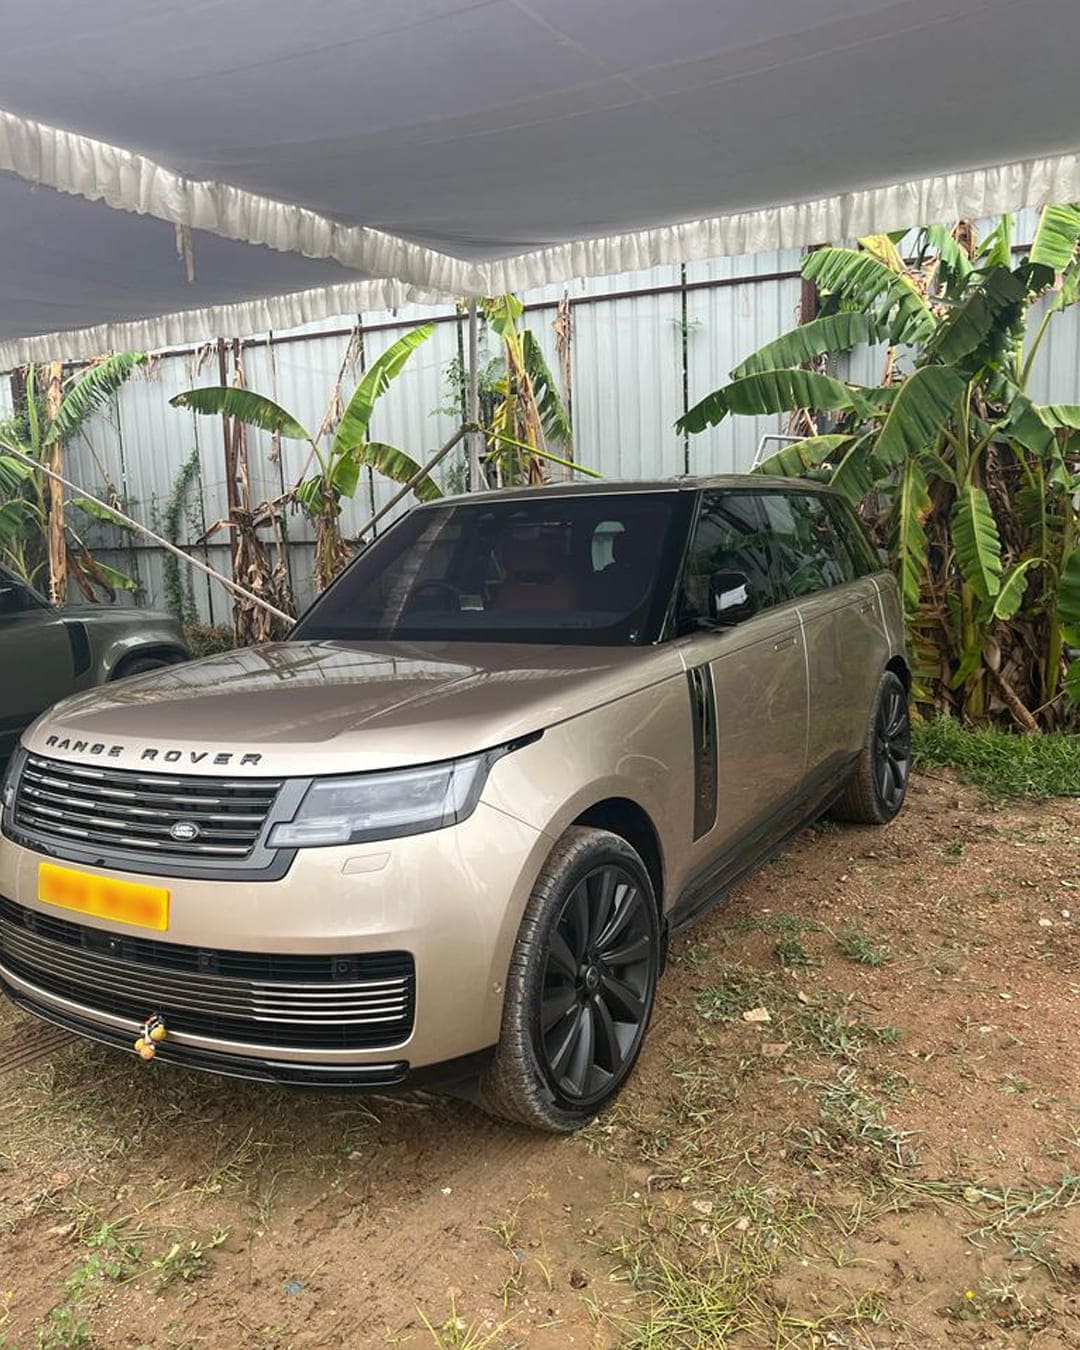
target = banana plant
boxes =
[173,325,438,591]
[0,354,146,600]
[678,207,1080,730]
[482,295,576,485]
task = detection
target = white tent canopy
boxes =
[2,0,1079,367]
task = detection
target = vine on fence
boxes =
[152,447,202,624]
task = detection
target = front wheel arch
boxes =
[110,646,188,680]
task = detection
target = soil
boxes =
[0,770,1077,1348]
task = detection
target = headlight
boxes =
[267,750,497,849]
[1,750,23,815]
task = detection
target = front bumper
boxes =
[0,800,550,1081]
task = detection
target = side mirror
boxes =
[0,583,25,616]
[709,571,757,626]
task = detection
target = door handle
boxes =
[773,635,797,651]
[858,601,875,614]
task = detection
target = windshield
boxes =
[292,491,688,646]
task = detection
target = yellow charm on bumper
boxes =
[134,1014,167,1062]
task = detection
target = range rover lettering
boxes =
[0,478,910,1131]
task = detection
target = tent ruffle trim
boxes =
[0,280,444,370]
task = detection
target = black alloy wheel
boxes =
[537,861,656,1109]
[874,678,911,813]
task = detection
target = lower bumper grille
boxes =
[0,896,415,1052]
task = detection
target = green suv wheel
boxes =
[479,826,660,1133]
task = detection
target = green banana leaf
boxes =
[171,387,314,441]
[731,313,887,380]
[952,484,1003,600]
[892,456,931,616]
[46,353,147,447]
[1058,544,1080,646]
[330,324,435,458]
[872,366,964,467]
[678,369,855,435]
[828,437,882,503]
[522,331,572,446]
[357,442,442,502]
[753,434,853,479]
[924,266,1027,366]
[992,557,1042,620]
[802,247,935,345]
[1029,203,1080,273]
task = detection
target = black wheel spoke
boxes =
[590,994,621,1074]
[599,932,651,967]
[541,985,578,1032]
[564,1001,595,1096]
[588,868,618,947]
[594,885,636,954]
[565,882,590,960]
[876,753,890,800]
[547,930,578,982]
[548,1005,585,1080]
[599,970,645,1024]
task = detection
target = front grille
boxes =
[13,754,282,860]
[0,896,415,1051]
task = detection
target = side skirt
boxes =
[668,754,856,937]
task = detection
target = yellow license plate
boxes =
[37,863,170,932]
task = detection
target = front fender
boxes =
[69,612,188,687]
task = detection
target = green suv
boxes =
[0,562,188,767]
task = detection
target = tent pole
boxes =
[1,446,293,625]
[466,298,482,491]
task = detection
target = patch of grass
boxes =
[417,1293,513,1348]
[36,1304,92,1350]
[772,934,815,968]
[606,1199,890,1349]
[788,1066,917,1171]
[833,922,892,967]
[913,716,1080,798]
[147,1228,228,1290]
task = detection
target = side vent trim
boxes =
[64,621,92,678]
[686,664,717,840]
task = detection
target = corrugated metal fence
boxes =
[4,209,1079,622]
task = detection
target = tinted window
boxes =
[293,492,687,646]
[760,492,854,599]
[677,492,775,631]
[0,566,45,615]
[825,495,880,577]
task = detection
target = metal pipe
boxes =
[466,298,482,491]
[1,446,294,625]
[351,426,470,542]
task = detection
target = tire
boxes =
[112,654,177,680]
[831,670,911,825]
[478,826,661,1133]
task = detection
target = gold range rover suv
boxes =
[0,478,910,1131]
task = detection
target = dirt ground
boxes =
[1,770,1078,1349]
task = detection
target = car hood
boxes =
[24,640,684,776]
[58,606,178,627]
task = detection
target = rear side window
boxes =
[825,495,881,577]
[759,492,855,599]
[677,492,776,630]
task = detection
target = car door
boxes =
[758,490,889,783]
[672,491,808,901]
[0,571,76,763]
